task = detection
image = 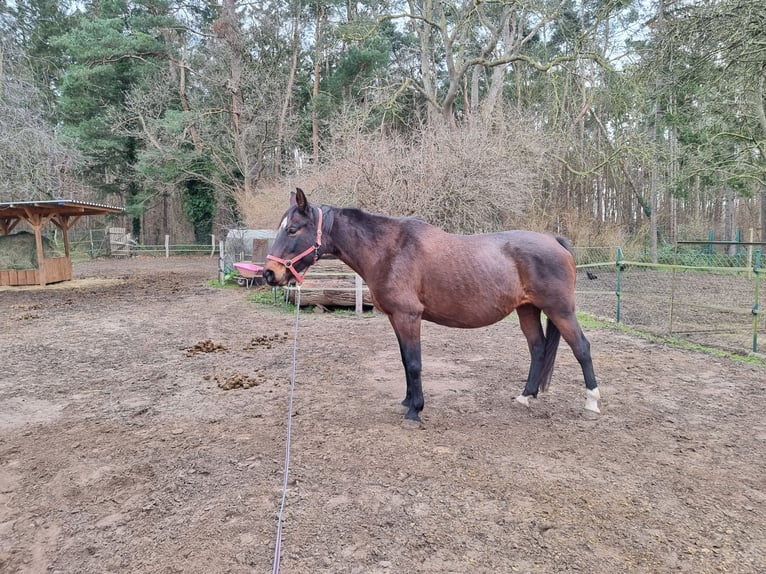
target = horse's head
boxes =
[263,188,324,286]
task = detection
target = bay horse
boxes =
[264,188,600,421]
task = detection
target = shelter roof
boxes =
[0,199,124,219]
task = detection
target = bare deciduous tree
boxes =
[0,40,80,201]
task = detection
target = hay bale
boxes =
[0,231,60,269]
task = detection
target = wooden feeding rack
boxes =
[285,258,373,311]
[0,199,124,286]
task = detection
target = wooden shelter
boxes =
[0,199,123,286]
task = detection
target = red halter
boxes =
[266,208,323,284]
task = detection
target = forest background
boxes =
[1,0,765,259]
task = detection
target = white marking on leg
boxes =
[515,394,531,407]
[585,387,601,414]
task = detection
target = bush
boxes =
[269,109,559,234]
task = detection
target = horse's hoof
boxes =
[401,418,423,430]
[515,394,532,407]
[585,388,601,414]
[404,409,421,421]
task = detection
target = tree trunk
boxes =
[469,66,480,117]
[648,0,667,263]
[407,0,438,123]
[312,6,325,164]
[216,0,251,193]
[275,0,302,177]
[723,189,736,255]
[482,7,514,121]
[761,190,766,244]
[755,75,766,243]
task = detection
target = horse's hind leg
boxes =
[515,305,547,406]
[551,312,600,413]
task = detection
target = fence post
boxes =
[753,249,761,354]
[615,247,623,323]
[355,273,363,315]
[165,235,170,257]
[219,241,225,285]
[670,241,679,335]
[210,234,216,257]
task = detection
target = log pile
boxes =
[288,279,374,308]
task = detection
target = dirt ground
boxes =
[1,256,764,574]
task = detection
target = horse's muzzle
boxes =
[263,262,286,286]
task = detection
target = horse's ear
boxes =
[294,187,309,213]
[289,191,297,206]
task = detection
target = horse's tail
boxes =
[539,317,561,393]
[556,236,574,257]
[539,236,570,392]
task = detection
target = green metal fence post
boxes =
[616,247,623,323]
[736,229,742,257]
[753,249,761,354]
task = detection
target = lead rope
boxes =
[272,286,301,574]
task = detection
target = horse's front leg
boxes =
[389,313,424,421]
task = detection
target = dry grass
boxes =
[231,187,293,229]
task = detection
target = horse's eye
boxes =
[287,227,298,236]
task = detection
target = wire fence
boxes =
[67,228,217,260]
[63,228,765,355]
[574,243,765,356]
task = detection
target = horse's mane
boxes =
[338,206,426,226]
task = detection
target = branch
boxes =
[137,112,163,152]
